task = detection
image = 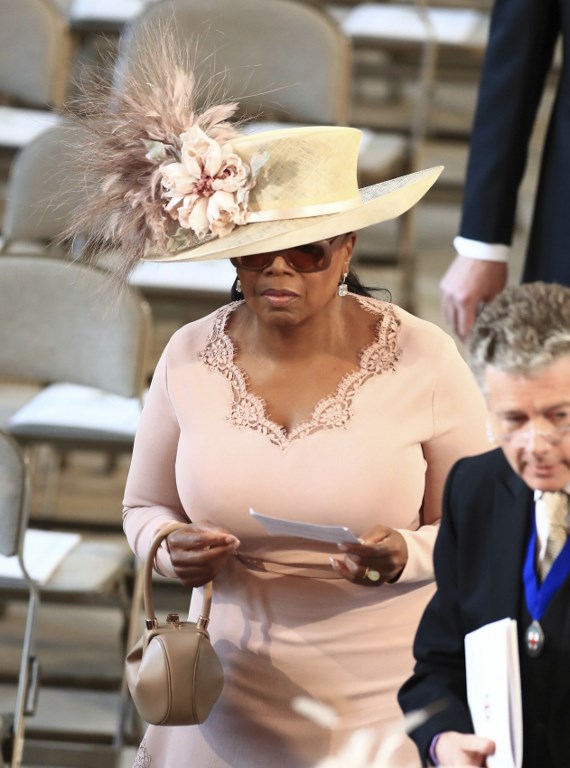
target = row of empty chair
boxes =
[0,422,144,767]
[0,254,153,766]
[0,0,492,149]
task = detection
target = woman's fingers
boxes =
[336,526,408,583]
[165,522,240,587]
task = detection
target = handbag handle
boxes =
[144,521,213,632]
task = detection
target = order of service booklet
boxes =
[249,508,360,544]
[464,618,523,768]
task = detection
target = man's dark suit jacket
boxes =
[459,0,570,285]
[398,448,570,768]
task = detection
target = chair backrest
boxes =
[0,0,72,107]
[0,256,152,398]
[0,430,29,559]
[115,0,351,125]
[1,121,84,252]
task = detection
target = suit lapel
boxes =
[490,462,533,618]
[487,455,570,725]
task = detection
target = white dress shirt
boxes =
[453,235,510,263]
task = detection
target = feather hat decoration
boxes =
[67,29,250,278]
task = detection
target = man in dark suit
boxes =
[439,0,568,340]
[399,281,570,767]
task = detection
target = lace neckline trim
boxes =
[199,295,401,449]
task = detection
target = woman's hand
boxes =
[165,521,240,588]
[329,525,408,585]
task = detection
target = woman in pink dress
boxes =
[72,65,490,768]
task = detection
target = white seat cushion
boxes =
[341,4,485,46]
[129,258,237,295]
[68,0,145,24]
[0,529,81,584]
[0,532,133,593]
[0,382,42,428]
[7,382,142,440]
[0,107,61,149]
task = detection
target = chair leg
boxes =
[23,444,63,522]
[10,588,40,768]
[41,447,64,520]
[1,714,13,768]
[102,452,119,475]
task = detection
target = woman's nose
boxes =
[264,253,292,272]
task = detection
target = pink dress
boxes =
[123,296,489,768]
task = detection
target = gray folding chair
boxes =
[0,121,82,256]
[0,256,152,526]
[0,430,37,768]
[0,0,72,151]
[115,0,351,126]
[0,429,142,768]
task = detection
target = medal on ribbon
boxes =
[523,517,570,657]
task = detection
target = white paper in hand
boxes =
[464,618,523,768]
[249,508,360,544]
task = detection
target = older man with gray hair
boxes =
[399,282,570,767]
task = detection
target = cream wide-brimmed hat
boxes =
[69,62,442,274]
[146,125,442,263]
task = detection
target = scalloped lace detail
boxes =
[200,295,401,449]
[133,739,152,768]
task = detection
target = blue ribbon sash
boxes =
[523,517,570,621]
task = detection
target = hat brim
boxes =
[144,165,443,263]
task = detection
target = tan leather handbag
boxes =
[125,522,224,726]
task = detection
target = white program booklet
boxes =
[464,618,523,768]
[249,508,360,544]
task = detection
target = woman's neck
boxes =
[233,296,356,363]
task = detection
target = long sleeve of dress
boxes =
[123,345,187,577]
[396,333,489,583]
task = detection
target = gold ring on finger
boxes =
[364,567,381,583]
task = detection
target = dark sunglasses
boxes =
[230,235,345,273]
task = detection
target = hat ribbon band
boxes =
[245,195,361,224]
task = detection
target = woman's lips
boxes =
[260,289,298,307]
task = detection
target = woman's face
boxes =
[232,233,355,327]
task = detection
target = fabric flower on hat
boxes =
[64,38,261,280]
[160,125,264,240]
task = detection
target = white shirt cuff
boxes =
[453,236,510,263]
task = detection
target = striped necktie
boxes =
[539,491,569,581]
